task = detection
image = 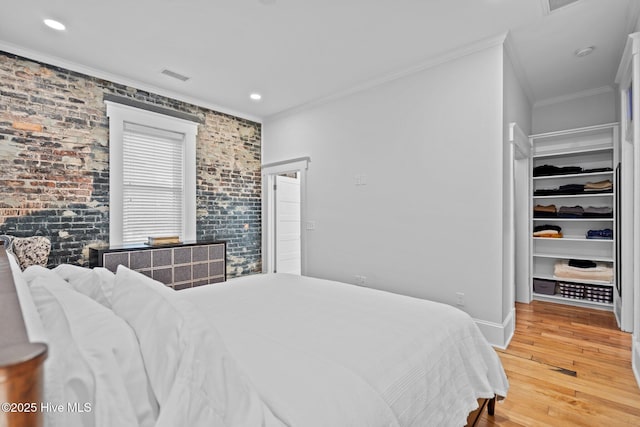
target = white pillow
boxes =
[53,264,115,308]
[112,265,282,427]
[22,264,55,285]
[8,255,47,344]
[30,277,95,427]
[50,263,89,281]
[29,275,158,427]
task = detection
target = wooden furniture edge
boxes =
[0,247,47,427]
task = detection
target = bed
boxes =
[0,247,508,427]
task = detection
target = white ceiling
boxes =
[0,0,638,121]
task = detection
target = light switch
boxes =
[355,174,367,186]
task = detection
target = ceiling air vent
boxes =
[161,69,190,82]
[543,0,581,14]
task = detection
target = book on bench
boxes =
[147,236,181,246]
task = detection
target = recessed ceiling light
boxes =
[250,93,262,101]
[574,46,595,58]
[43,19,66,31]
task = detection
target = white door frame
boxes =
[262,157,310,274]
[509,123,531,304]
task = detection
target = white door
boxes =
[275,174,301,274]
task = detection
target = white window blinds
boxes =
[121,122,185,244]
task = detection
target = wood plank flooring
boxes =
[477,300,640,426]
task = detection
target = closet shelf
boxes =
[532,236,614,243]
[533,171,613,180]
[533,218,613,222]
[532,146,613,159]
[533,292,613,308]
[533,274,615,287]
[533,193,613,199]
[533,253,613,262]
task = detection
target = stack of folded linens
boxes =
[586,229,613,240]
[534,204,557,218]
[584,179,612,193]
[558,205,584,218]
[553,259,613,283]
[583,206,613,218]
[533,224,562,238]
[533,165,582,177]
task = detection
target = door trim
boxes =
[262,157,310,274]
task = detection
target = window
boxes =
[106,101,198,246]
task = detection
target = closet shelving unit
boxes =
[530,123,619,310]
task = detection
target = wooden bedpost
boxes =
[488,396,496,415]
[0,248,48,427]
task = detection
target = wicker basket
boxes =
[584,284,613,303]
[558,282,585,299]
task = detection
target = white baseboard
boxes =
[474,308,516,349]
[633,339,640,389]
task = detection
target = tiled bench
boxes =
[89,241,226,289]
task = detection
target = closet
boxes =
[529,124,621,316]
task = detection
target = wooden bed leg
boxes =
[487,396,496,416]
[466,398,487,427]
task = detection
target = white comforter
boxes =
[183,273,508,427]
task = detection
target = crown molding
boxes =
[627,0,640,35]
[266,32,510,122]
[503,31,534,106]
[540,0,551,16]
[533,85,614,108]
[0,40,262,123]
[615,33,640,86]
[614,2,640,84]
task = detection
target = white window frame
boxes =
[105,101,198,246]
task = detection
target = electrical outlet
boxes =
[354,174,368,186]
[354,275,367,286]
[305,221,316,230]
[456,292,465,307]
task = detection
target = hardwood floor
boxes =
[477,300,640,426]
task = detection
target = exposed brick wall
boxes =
[0,51,262,276]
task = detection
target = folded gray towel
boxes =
[584,206,612,214]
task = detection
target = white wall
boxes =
[264,44,509,343]
[502,48,532,335]
[532,89,616,134]
[503,54,532,137]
